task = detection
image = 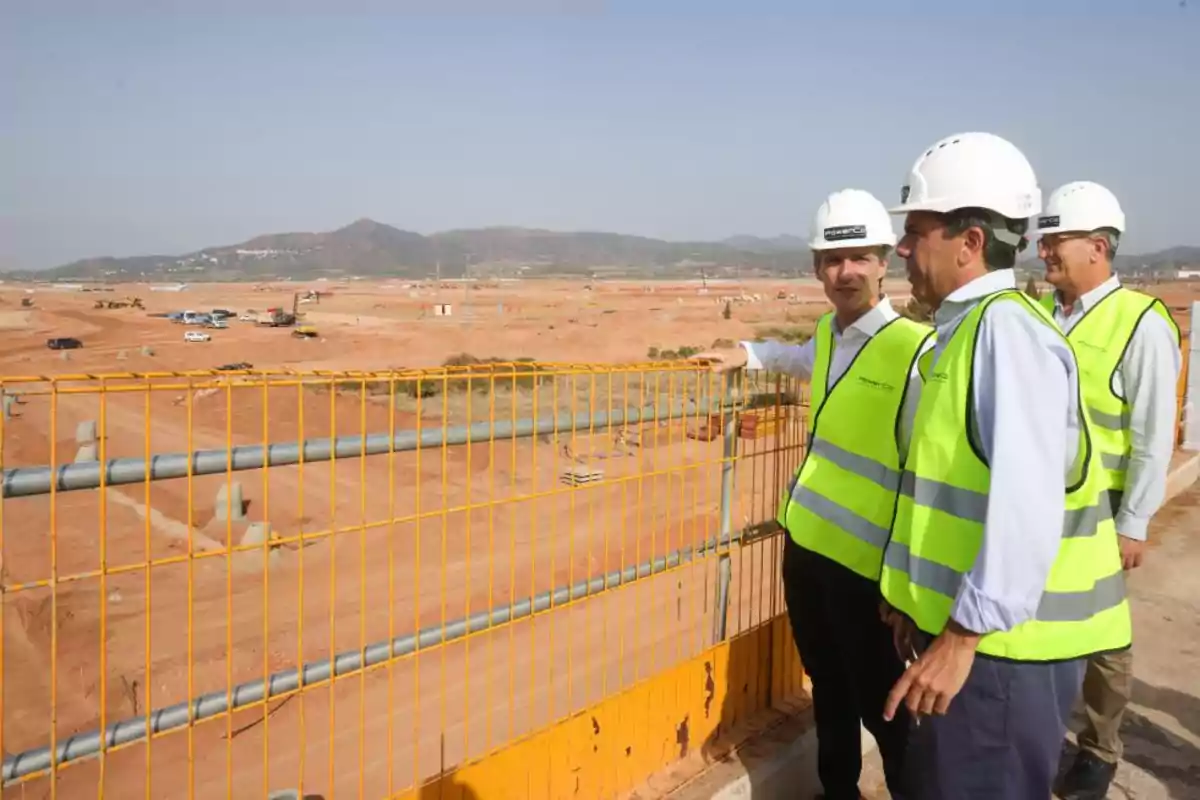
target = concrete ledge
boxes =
[662,451,1200,800]
[1166,449,1199,503]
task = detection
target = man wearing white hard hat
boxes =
[1036,181,1181,800]
[875,133,1131,799]
[694,188,932,799]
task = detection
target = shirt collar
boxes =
[934,270,1016,326]
[834,296,898,338]
[1054,274,1120,314]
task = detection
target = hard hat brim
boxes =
[886,198,954,216]
[809,235,897,251]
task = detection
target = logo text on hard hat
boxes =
[823,225,868,242]
[1038,215,1060,229]
[900,186,911,204]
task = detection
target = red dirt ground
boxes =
[0,279,814,798]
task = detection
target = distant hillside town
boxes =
[6,218,1199,283]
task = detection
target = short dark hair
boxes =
[943,207,1029,270]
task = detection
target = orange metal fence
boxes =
[4,348,1190,799]
[0,363,810,799]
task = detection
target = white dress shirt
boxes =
[739,297,931,461]
[1050,275,1182,541]
[929,270,1082,636]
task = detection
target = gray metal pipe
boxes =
[2,399,717,499]
[1,528,739,783]
[713,405,738,643]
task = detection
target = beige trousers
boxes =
[1076,647,1134,763]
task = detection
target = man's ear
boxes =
[960,225,986,265]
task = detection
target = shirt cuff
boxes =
[949,576,1032,636]
[1114,512,1149,542]
[739,341,765,371]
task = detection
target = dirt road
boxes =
[1070,481,1200,799]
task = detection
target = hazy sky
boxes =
[2,1,1197,269]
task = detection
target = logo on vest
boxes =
[1072,338,1109,354]
[856,376,896,392]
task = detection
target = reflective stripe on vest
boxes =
[776,312,933,580]
[880,290,1131,662]
[1039,288,1181,495]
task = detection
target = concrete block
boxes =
[214,482,246,522]
[140,345,155,356]
[116,349,128,360]
[60,351,70,361]
[233,522,284,574]
[1186,302,1200,451]
[76,419,97,445]
[74,443,98,463]
[241,521,271,547]
[1166,452,1200,501]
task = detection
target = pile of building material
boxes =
[687,413,724,441]
[738,408,791,440]
[560,465,605,487]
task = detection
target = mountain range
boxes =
[9,219,1199,282]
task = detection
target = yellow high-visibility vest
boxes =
[1039,288,1181,495]
[776,312,932,580]
[880,290,1131,661]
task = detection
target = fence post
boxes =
[713,378,739,643]
[1184,301,1200,452]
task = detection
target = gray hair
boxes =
[1094,228,1121,257]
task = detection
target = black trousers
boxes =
[783,536,912,800]
[906,636,1086,800]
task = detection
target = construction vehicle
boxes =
[256,308,296,327]
[256,292,303,327]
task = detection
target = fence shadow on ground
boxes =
[1059,678,1200,800]
[697,587,818,797]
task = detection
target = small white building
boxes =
[1176,269,1200,280]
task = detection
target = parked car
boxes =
[238,313,255,322]
[208,319,228,329]
[46,337,83,350]
[184,331,211,343]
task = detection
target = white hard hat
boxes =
[1036,181,1125,236]
[888,132,1042,220]
[809,188,897,251]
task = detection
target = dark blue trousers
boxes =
[782,538,912,800]
[907,639,1086,800]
